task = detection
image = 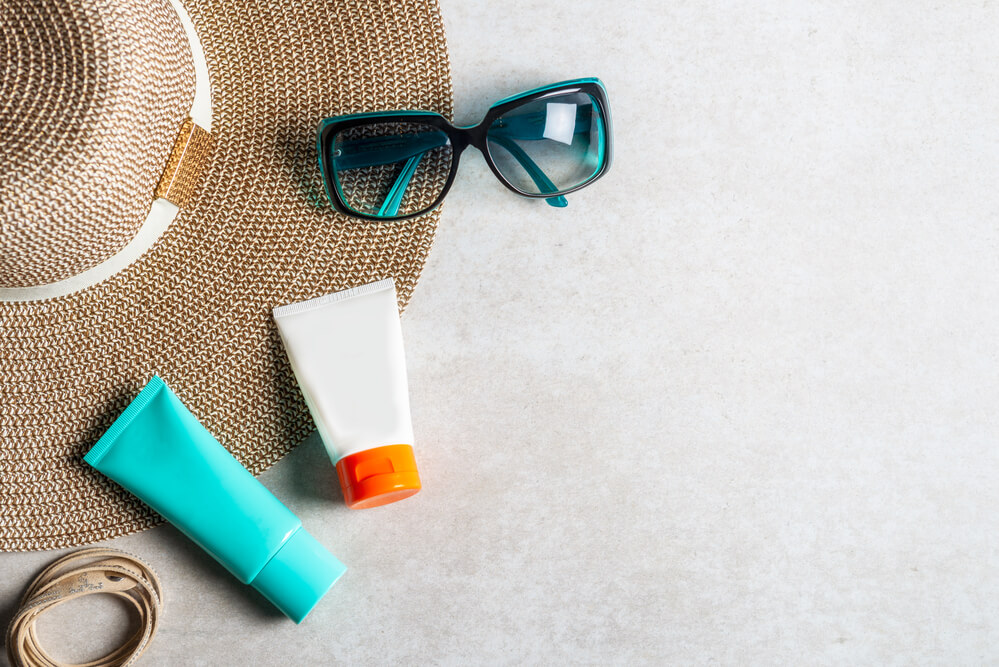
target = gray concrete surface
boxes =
[3,0,999,664]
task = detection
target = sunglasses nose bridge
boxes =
[449,125,477,153]
[452,124,500,171]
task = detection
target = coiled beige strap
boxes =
[5,548,163,667]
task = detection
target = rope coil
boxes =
[5,548,163,667]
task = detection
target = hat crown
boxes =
[0,0,195,288]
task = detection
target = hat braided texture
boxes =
[0,0,453,551]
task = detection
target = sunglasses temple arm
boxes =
[487,136,567,208]
[334,128,569,208]
[334,133,444,170]
[331,135,436,216]
[377,153,424,217]
[487,107,591,142]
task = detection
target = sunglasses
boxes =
[317,78,613,220]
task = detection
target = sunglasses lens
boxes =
[330,121,453,218]
[485,91,607,197]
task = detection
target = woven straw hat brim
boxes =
[0,0,196,287]
[0,0,452,551]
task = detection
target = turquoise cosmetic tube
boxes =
[84,375,346,623]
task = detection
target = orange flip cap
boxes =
[335,444,421,509]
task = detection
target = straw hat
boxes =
[0,0,452,550]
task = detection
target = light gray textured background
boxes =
[3,0,999,664]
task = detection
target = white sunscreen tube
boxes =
[273,279,421,509]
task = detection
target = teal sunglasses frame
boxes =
[316,78,613,221]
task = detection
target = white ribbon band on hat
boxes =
[0,0,212,303]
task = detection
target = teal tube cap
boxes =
[250,528,346,623]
